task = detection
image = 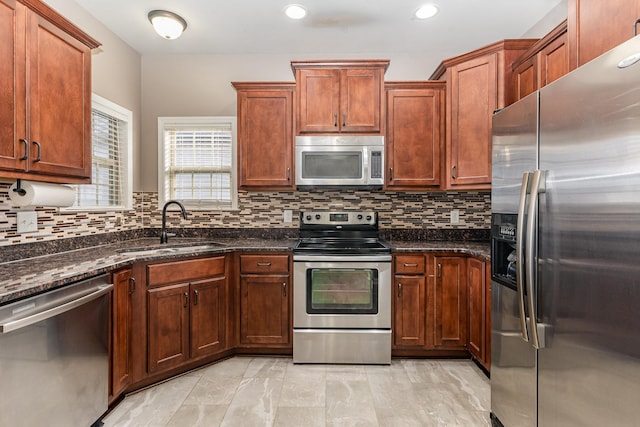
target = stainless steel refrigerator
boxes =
[490,35,640,426]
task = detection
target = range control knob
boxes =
[357,214,363,220]
[366,215,372,221]
[305,215,312,221]
[315,214,321,220]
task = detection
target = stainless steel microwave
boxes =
[295,135,384,189]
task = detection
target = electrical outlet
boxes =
[450,209,460,224]
[283,210,293,223]
[17,211,38,233]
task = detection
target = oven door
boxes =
[293,255,391,329]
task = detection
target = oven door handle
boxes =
[293,254,392,262]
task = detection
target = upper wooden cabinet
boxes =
[430,40,535,190]
[291,60,389,134]
[385,81,445,190]
[233,82,295,190]
[513,21,569,102]
[568,0,640,68]
[0,0,99,183]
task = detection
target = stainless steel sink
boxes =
[117,242,225,257]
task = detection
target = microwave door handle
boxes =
[517,172,531,342]
[526,169,546,349]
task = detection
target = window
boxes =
[158,117,237,210]
[72,94,133,210]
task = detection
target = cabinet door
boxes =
[111,267,133,400]
[26,9,91,179]
[569,0,640,67]
[0,0,26,173]
[539,31,568,87]
[434,256,468,348]
[513,56,537,102]
[467,258,486,362]
[236,86,294,189]
[147,283,190,373]
[297,69,340,133]
[240,275,289,345]
[386,87,443,188]
[191,277,227,358]
[340,68,383,133]
[447,54,496,188]
[485,264,492,371]
[393,276,426,347]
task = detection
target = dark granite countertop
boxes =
[0,237,489,305]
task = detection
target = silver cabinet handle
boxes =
[437,263,442,279]
[18,139,29,161]
[183,292,189,308]
[193,289,199,306]
[129,277,136,295]
[0,284,113,334]
[526,169,546,349]
[403,263,418,267]
[451,165,457,179]
[389,168,393,181]
[282,283,287,297]
[397,283,402,297]
[286,167,291,181]
[333,113,338,127]
[32,141,41,162]
[517,172,531,342]
[257,262,272,267]
[342,113,346,127]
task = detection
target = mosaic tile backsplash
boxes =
[0,182,491,248]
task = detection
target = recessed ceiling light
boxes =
[415,4,439,20]
[284,4,307,20]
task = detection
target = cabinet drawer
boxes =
[240,255,289,274]
[147,256,225,287]
[394,255,426,275]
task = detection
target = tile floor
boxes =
[102,356,490,427]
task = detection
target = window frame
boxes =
[157,116,238,211]
[65,94,133,212]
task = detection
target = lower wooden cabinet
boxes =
[146,256,228,375]
[110,267,134,402]
[433,256,468,349]
[467,258,486,361]
[238,254,291,348]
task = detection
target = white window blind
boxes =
[72,95,132,210]
[159,117,237,209]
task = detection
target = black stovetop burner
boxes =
[294,211,391,255]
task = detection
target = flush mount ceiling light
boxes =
[284,4,307,20]
[415,4,439,20]
[148,10,188,40]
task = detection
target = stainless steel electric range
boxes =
[292,211,392,364]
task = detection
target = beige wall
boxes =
[41,0,143,190]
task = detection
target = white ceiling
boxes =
[73,0,564,57]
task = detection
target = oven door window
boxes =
[302,152,362,179]
[306,268,378,314]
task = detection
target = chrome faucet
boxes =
[160,200,188,244]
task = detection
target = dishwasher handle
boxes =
[0,284,113,334]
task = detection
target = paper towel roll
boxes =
[9,180,76,207]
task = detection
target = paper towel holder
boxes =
[13,179,26,197]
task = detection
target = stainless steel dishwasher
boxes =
[0,274,113,427]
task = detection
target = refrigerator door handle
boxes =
[526,169,546,349]
[516,172,531,342]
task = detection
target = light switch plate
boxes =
[17,211,38,233]
[283,209,293,223]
